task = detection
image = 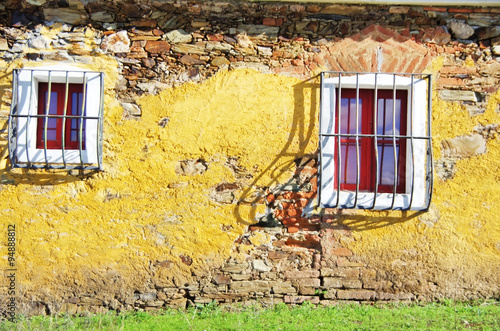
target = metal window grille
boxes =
[8,69,104,170]
[319,71,433,211]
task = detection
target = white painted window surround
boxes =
[320,74,431,211]
[13,65,102,166]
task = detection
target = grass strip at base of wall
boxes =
[1,300,499,330]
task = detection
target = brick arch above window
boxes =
[313,25,432,74]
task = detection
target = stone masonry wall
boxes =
[1,0,499,316]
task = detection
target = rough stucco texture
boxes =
[0,53,499,301]
[0,62,318,297]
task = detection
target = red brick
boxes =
[262,17,276,26]
[287,208,302,217]
[294,199,309,208]
[440,66,476,75]
[274,210,286,219]
[360,24,377,36]
[473,8,490,13]
[403,56,421,74]
[423,7,447,12]
[449,8,473,13]
[437,77,464,86]
[284,270,320,279]
[281,201,292,209]
[282,217,300,226]
[288,226,299,233]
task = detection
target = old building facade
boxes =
[0,0,499,316]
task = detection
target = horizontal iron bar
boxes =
[321,71,432,77]
[320,133,431,139]
[12,163,99,170]
[10,114,101,120]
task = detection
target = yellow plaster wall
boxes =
[0,52,499,301]
[0,59,318,298]
[337,65,500,298]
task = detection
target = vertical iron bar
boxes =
[372,73,379,209]
[78,73,87,168]
[26,70,34,168]
[408,74,416,210]
[354,73,360,209]
[8,70,18,167]
[335,73,342,208]
[98,72,105,170]
[426,75,434,210]
[390,75,397,210]
[61,71,69,168]
[43,71,52,168]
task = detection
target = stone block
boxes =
[376,292,398,300]
[284,295,320,304]
[145,41,171,53]
[360,268,377,280]
[43,8,87,25]
[323,277,343,289]
[252,260,272,272]
[214,274,231,285]
[363,280,393,290]
[438,90,479,102]
[231,280,270,294]
[343,279,363,289]
[272,281,297,294]
[321,268,359,278]
[441,134,487,158]
[284,270,320,279]
[297,278,320,287]
[336,290,375,301]
[299,287,317,295]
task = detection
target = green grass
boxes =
[1,300,499,330]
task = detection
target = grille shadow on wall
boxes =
[234,73,433,234]
[233,76,320,226]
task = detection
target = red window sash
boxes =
[37,83,85,150]
[334,88,407,194]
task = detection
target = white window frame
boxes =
[9,65,104,169]
[319,73,432,211]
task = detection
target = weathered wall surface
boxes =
[0,0,499,315]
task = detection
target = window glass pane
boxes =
[377,98,401,135]
[43,91,58,139]
[46,129,57,141]
[378,144,400,186]
[341,143,358,185]
[72,92,84,115]
[340,98,362,134]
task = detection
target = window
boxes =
[319,73,433,211]
[37,83,86,150]
[8,66,104,170]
